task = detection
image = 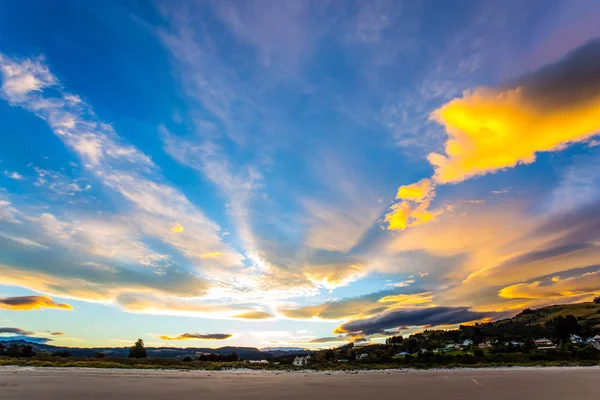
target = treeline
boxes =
[0,343,35,358]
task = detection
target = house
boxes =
[293,356,311,366]
[462,339,474,346]
[444,343,461,350]
[396,352,410,356]
[478,341,492,349]
[509,341,523,347]
[248,360,269,364]
[419,348,428,354]
[358,353,369,359]
[589,335,600,350]
[337,359,349,363]
[570,334,585,344]
[535,338,556,350]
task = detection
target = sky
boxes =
[1,0,600,349]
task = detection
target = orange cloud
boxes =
[378,292,433,306]
[159,333,232,341]
[385,199,442,231]
[386,40,600,230]
[234,310,275,320]
[0,295,73,311]
[498,270,600,300]
[396,178,433,202]
[429,86,600,184]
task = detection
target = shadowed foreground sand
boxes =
[1,366,600,400]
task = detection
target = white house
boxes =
[462,339,474,346]
[478,341,492,349]
[248,360,269,364]
[444,343,461,350]
[293,355,311,366]
[358,353,369,359]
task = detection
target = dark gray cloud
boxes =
[514,38,600,109]
[308,336,347,343]
[159,333,232,341]
[335,307,497,335]
[0,295,72,310]
[0,327,33,335]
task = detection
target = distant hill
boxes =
[0,340,279,360]
[507,302,600,329]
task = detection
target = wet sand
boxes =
[1,366,599,400]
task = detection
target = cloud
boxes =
[233,310,274,320]
[50,332,64,336]
[308,336,348,344]
[377,292,433,306]
[0,295,73,311]
[0,52,244,273]
[302,261,366,291]
[0,327,34,335]
[396,178,433,202]
[385,198,442,231]
[498,269,600,300]
[0,54,56,100]
[4,171,24,180]
[279,290,433,322]
[159,333,232,341]
[0,197,20,224]
[334,306,496,335]
[386,39,600,230]
[429,39,600,184]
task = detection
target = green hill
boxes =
[503,302,600,330]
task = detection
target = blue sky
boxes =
[1,0,600,348]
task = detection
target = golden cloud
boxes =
[302,262,366,290]
[0,295,73,311]
[171,223,185,233]
[396,178,433,202]
[386,40,600,230]
[233,310,275,320]
[385,199,442,231]
[159,333,232,341]
[429,86,600,184]
[378,292,433,306]
[498,270,600,300]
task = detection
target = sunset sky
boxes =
[1,0,600,349]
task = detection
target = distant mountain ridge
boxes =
[0,340,311,360]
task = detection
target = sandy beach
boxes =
[1,366,599,399]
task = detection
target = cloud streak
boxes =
[0,295,72,311]
[159,333,232,341]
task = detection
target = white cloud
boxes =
[0,52,244,272]
[4,171,24,180]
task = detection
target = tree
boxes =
[182,355,193,362]
[129,338,147,359]
[21,345,35,358]
[386,335,404,345]
[0,343,5,355]
[594,297,600,304]
[546,315,581,341]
